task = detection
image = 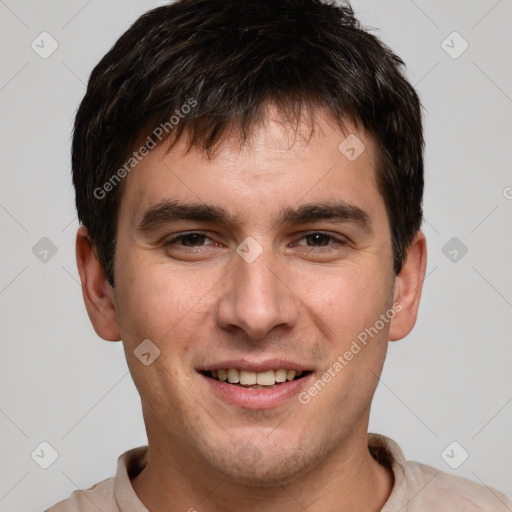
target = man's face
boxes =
[112,109,397,484]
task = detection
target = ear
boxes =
[388,231,427,341]
[75,226,121,341]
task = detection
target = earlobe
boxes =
[75,226,121,341]
[388,231,427,342]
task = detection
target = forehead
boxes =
[119,107,384,228]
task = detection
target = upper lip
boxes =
[198,358,312,373]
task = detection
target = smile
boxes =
[201,368,310,388]
[199,365,313,409]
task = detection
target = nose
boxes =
[215,243,299,340]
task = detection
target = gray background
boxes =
[0,0,511,510]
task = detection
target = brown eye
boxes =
[304,233,332,246]
[297,232,345,247]
[165,232,215,248]
[179,233,207,246]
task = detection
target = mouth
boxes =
[200,368,312,389]
[198,360,315,409]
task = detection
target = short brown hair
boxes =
[72,0,424,285]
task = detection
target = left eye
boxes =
[297,232,344,247]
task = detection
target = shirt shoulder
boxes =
[44,477,117,512]
[405,460,512,512]
[368,434,512,512]
[44,446,148,512]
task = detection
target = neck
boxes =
[132,428,393,512]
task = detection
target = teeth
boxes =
[239,370,257,385]
[227,368,240,384]
[286,370,296,381]
[275,369,287,383]
[256,370,275,385]
[209,368,305,386]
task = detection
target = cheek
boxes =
[311,269,393,401]
[299,263,393,341]
[115,259,218,349]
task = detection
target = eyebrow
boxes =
[137,199,372,233]
[137,201,237,232]
[277,202,372,232]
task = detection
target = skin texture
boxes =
[76,107,427,511]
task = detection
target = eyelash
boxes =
[164,231,348,251]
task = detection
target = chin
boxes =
[204,437,331,487]
[219,457,310,487]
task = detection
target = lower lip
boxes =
[200,373,313,409]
